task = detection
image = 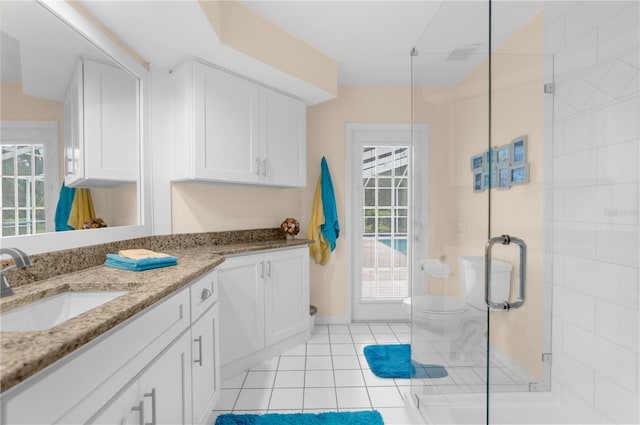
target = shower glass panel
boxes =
[410,0,492,416]
[410,1,553,423]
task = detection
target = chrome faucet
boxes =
[1,248,32,298]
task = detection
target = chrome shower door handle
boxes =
[485,234,527,311]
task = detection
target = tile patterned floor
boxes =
[212,322,416,424]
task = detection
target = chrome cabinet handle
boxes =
[144,388,156,425]
[260,261,265,279]
[194,336,203,365]
[266,260,272,278]
[261,158,268,176]
[131,400,144,425]
[201,287,212,301]
[484,234,527,311]
[255,157,260,176]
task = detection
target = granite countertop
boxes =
[0,236,309,392]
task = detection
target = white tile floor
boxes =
[213,322,417,424]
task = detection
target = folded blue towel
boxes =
[104,253,177,272]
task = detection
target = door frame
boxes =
[345,123,429,322]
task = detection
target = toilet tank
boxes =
[458,256,512,310]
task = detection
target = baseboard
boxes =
[199,391,221,424]
[315,315,351,325]
[315,316,411,325]
[220,329,311,381]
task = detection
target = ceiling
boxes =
[77,0,542,87]
[2,0,544,101]
[1,1,114,101]
[240,1,443,86]
[240,1,544,86]
[77,0,444,86]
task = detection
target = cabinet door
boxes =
[64,60,84,186]
[83,58,138,184]
[265,248,310,345]
[191,304,220,424]
[138,331,192,425]
[259,87,306,187]
[194,62,260,183]
[218,254,265,365]
[90,382,140,425]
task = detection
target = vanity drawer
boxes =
[191,269,218,323]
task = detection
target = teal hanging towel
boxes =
[54,182,75,231]
[320,156,340,251]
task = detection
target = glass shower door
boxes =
[410,1,552,423]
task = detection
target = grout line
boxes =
[230,371,248,411]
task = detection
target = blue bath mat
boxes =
[214,410,383,425]
[363,344,448,379]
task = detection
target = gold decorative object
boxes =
[281,217,300,239]
[82,218,107,229]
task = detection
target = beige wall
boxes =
[171,183,304,233]
[1,82,65,169]
[303,86,420,318]
[91,183,138,227]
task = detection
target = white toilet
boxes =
[403,256,512,362]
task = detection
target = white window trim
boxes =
[1,120,59,234]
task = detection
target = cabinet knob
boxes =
[201,287,212,301]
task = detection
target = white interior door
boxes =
[347,123,427,322]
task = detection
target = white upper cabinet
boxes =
[64,57,139,188]
[259,87,306,187]
[172,59,306,187]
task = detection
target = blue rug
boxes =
[215,410,383,425]
[363,344,448,379]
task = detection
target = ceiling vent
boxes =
[445,45,480,61]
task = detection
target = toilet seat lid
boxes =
[409,295,466,314]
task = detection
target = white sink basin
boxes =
[0,291,127,332]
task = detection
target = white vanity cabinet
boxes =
[218,246,310,379]
[90,330,192,425]
[64,57,138,188]
[171,59,306,187]
[189,271,220,424]
[0,268,220,425]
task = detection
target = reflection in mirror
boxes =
[1,0,139,239]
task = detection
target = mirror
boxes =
[0,1,151,254]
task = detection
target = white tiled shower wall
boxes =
[544,1,639,423]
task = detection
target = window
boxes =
[2,145,46,235]
[1,121,59,236]
[361,146,409,299]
